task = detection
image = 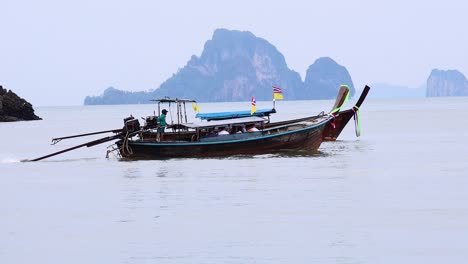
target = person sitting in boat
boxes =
[246,124,259,132]
[217,127,229,136]
[230,125,243,134]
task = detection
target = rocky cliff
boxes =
[426,69,468,97]
[0,86,42,122]
[304,57,355,99]
[85,29,354,104]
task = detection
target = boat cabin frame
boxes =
[150,98,197,127]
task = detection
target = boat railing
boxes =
[262,119,323,134]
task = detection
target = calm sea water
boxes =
[1,97,468,264]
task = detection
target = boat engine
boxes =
[123,116,141,133]
[143,115,158,129]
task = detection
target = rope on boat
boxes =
[120,131,134,156]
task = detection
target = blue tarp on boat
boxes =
[195,108,276,121]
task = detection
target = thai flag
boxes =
[273,86,284,99]
[273,86,282,94]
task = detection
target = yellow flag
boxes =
[273,93,284,100]
[192,102,201,112]
[250,96,256,115]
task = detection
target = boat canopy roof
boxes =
[181,116,266,129]
[150,98,197,103]
[196,108,276,121]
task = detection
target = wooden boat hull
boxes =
[116,117,329,159]
[262,111,354,141]
[322,109,354,141]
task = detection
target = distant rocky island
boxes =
[426,69,468,97]
[0,85,42,122]
[366,69,468,99]
[84,29,355,105]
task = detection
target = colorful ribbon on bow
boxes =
[329,114,336,128]
[352,105,361,137]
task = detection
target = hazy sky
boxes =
[2,0,467,106]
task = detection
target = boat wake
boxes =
[1,158,22,163]
[225,151,326,160]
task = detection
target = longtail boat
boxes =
[115,114,329,159]
[112,85,352,158]
[28,85,363,161]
